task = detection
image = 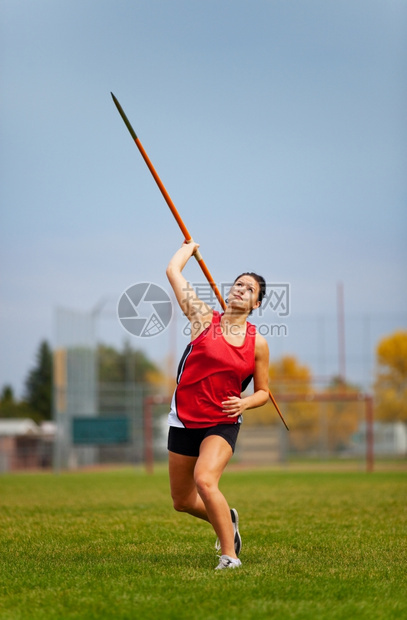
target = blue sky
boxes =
[1,0,406,396]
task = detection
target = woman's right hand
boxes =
[182,239,200,257]
[166,240,213,339]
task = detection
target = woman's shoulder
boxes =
[244,321,268,356]
[254,331,269,356]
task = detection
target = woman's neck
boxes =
[222,308,249,326]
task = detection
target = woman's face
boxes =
[228,276,261,313]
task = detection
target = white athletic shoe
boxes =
[215,508,242,556]
[215,555,242,570]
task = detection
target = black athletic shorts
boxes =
[167,424,240,457]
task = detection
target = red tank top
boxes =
[169,311,256,428]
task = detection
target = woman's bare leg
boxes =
[193,435,236,558]
[168,451,208,520]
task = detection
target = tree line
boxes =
[1,331,406,425]
[0,341,164,422]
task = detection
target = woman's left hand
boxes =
[222,396,246,418]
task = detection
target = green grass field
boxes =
[1,467,406,619]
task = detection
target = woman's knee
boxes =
[194,472,217,500]
[171,493,195,513]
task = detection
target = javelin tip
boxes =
[111,92,121,109]
[110,92,138,141]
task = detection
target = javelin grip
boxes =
[186,246,225,308]
[184,239,202,262]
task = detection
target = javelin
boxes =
[111,92,289,431]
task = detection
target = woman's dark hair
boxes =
[233,272,266,306]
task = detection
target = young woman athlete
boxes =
[166,241,270,570]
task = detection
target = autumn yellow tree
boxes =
[267,358,361,453]
[268,355,318,450]
[269,355,313,396]
[243,354,315,428]
[374,330,407,422]
[321,377,362,452]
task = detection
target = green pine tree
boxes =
[24,340,53,420]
